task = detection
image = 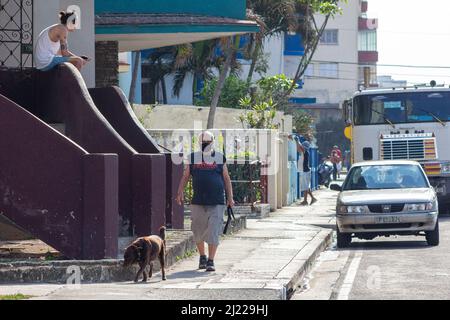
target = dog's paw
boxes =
[162,277,167,281]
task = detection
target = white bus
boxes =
[344,85,450,213]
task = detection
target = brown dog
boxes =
[123,226,167,282]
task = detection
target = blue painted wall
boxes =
[284,33,305,56]
[95,0,247,20]
[119,52,142,104]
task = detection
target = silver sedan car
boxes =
[331,160,439,248]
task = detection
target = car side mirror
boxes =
[330,184,342,192]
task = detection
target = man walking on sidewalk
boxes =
[176,131,235,272]
[331,145,342,181]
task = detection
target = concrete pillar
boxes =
[268,173,278,211]
[95,41,119,88]
[281,135,289,206]
[165,154,185,230]
[132,154,166,236]
[82,154,119,260]
[277,138,283,209]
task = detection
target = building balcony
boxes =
[359,17,378,30]
[359,51,378,63]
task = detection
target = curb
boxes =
[280,229,333,300]
[0,215,247,284]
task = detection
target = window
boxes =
[320,30,338,45]
[353,91,450,125]
[343,165,428,191]
[358,30,377,51]
[318,63,338,78]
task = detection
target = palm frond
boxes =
[172,68,189,97]
[173,43,193,70]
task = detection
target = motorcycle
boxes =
[318,160,334,188]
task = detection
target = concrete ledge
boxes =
[0,215,247,284]
[233,204,271,220]
[277,230,333,299]
[252,204,271,219]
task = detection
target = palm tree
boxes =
[172,40,222,102]
[171,38,242,128]
[144,47,176,104]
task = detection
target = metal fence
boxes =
[148,129,277,206]
[0,0,34,69]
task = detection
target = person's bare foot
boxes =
[310,198,318,205]
[300,200,309,206]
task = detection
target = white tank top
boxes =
[35,25,61,69]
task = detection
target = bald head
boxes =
[199,131,215,152]
[199,131,215,143]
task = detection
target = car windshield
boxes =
[354,91,450,125]
[343,164,429,191]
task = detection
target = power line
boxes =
[304,75,359,81]
[310,60,450,69]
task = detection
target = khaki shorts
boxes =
[190,205,226,246]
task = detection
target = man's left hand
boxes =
[227,198,235,208]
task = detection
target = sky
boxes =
[368,0,450,85]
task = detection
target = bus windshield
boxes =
[354,91,450,125]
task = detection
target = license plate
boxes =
[375,216,401,224]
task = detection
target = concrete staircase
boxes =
[0,215,32,241]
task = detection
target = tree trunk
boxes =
[161,76,168,104]
[129,51,141,105]
[207,39,234,129]
[192,73,197,104]
[246,40,261,88]
[280,13,332,103]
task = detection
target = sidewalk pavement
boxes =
[0,188,338,300]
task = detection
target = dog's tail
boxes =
[159,226,166,241]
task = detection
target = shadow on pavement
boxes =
[164,270,213,280]
[341,239,432,251]
[310,224,336,230]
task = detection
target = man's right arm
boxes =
[176,164,190,205]
[296,140,305,154]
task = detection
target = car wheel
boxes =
[426,219,439,246]
[336,226,352,248]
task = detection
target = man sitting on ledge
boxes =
[35,11,90,72]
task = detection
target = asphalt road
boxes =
[292,216,450,300]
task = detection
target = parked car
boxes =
[331,160,439,248]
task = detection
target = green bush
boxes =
[195,76,249,109]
